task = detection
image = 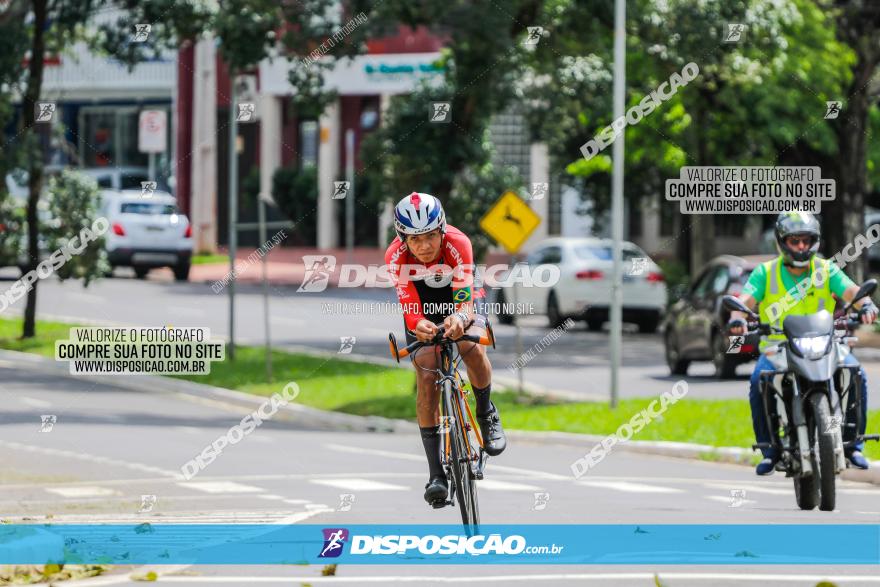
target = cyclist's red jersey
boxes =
[384,225,485,331]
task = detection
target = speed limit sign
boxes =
[138,110,167,153]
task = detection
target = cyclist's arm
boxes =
[385,243,427,332]
[446,229,477,325]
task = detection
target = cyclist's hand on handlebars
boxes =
[414,319,439,343]
[859,300,878,325]
[443,314,466,340]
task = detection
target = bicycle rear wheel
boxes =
[449,387,480,534]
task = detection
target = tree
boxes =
[358,1,543,259]
[522,0,852,274]
[815,0,880,282]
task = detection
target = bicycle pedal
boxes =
[431,499,450,509]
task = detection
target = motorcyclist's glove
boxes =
[726,318,747,333]
[859,300,878,319]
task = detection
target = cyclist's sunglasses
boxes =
[785,235,816,246]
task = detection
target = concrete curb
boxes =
[1,348,878,487]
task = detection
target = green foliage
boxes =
[0,195,24,269]
[43,170,110,285]
[448,160,525,262]
[657,258,690,293]
[272,165,318,246]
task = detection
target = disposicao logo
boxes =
[318,528,349,558]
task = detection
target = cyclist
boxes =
[729,212,877,475]
[385,192,507,506]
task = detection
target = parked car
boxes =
[101,190,193,281]
[663,254,771,378]
[81,167,171,194]
[494,237,668,332]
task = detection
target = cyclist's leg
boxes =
[456,309,492,414]
[408,330,446,494]
[457,308,507,456]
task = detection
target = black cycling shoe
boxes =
[424,475,448,506]
[477,401,507,457]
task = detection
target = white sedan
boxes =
[101,190,193,281]
[494,237,668,332]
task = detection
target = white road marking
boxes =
[304,503,330,510]
[110,573,880,583]
[177,481,264,494]
[256,494,286,500]
[704,483,790,496]
[283,499,310,505]
[45,486,121,498]
[577,480,684,494]
[18,396,52,408]
[838,488,880,495]
[705,495,758,506]
[478,479,541,491]
[326,443,569,480]
[310,478,408,491]
[3,510,323,524]
[0,439,183,479]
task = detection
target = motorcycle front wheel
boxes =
[811,393,837,512]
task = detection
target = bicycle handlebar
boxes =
[388,323,495,363]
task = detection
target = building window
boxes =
[78,107,167,168]
[299,120,318,168]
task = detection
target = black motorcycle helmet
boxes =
[774,211,820,267]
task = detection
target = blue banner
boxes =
[0,524,876,565]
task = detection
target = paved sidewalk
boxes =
[148,246,513,289]
[189,247,388,288]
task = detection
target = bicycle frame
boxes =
[388,322,495,532]
[437,341,486,482]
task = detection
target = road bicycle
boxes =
[388,321,496,534]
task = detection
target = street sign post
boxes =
[610,0,626,409]
[138,110,167,182]
[480,191,541,393]
[479,191,541,254]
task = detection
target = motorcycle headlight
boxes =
[791,335,831,359]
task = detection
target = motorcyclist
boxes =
[728,212,878,475]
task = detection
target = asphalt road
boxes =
[4,271,880,405]
[2,273,880,585]
[0,359,878,585]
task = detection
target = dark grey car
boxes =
[663,254,771,378]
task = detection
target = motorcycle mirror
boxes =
[722,294,757,318]
[844,278,878,313]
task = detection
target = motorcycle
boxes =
[723,279,879,511]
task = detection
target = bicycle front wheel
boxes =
[449,385,480,534]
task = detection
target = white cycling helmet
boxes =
[393,192,446,239]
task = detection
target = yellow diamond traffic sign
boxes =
[479,191,541,254]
